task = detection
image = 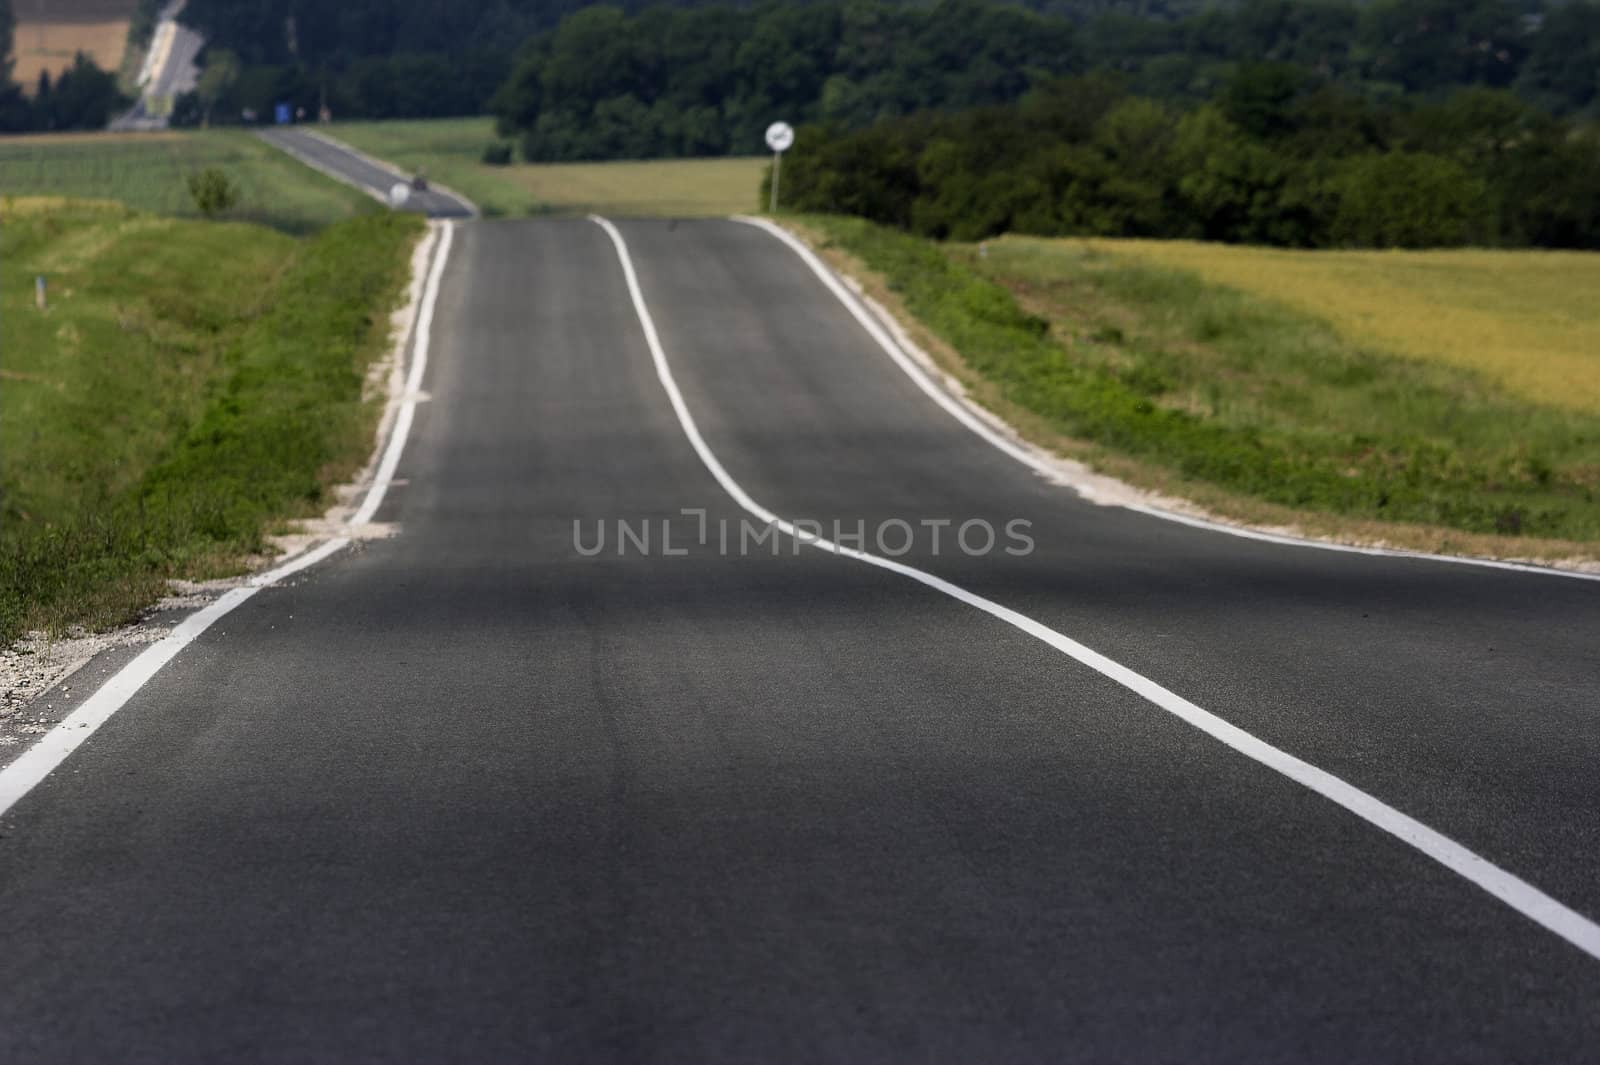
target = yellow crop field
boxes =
[1080,240,1600,413]
[11,18,131,91]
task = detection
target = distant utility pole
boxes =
[766,121,794,214]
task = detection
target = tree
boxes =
[32,55,127,132]
[0,0,13,85]
[1331,152,1488,247]
[196,49,241,127]
[1515,2,1600,116]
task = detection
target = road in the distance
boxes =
[112,0,202,131]
[0,213,1596,1062]
[259,126,477,218]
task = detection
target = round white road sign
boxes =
[765,121,795,153]
[388,182,412,209]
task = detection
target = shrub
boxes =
[187,168,239,218]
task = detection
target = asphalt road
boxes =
[258,127,478,219]
[0,215,1597,1063]
[112,0,202,131]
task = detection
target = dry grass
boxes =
[330,119,767,218]
[11,19,131,91]
[1083,239,1600,413]
[500,156,767,217]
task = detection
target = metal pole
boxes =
[770,150,782,214]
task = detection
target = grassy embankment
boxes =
[797,216,1600,560]
[0,131,375,234]
[331,117,766,217]
[0,199,423,642]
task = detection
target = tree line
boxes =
[168,0,1599,137]
[490,1,1078,160]
[488,0,1600,161]
[777,70,1600,249]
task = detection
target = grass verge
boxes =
[330,117,766,218]
[0,199,423,642]
[0,130,376,234]
[794,215,1600,559]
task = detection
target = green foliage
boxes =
[127,0,164,49]
[784,77,1600,250]
[195,48,241,126]
[0,0,12,78]
[1330,152,1487,247]
[187,166,240,217]
[493,0,1081,162]
[0,206,422,640]
[808,215,1600,541]
[153,1,1600,130]
[481,141,513,165]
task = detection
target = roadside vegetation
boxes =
[0,130,373,233]
[1079,240,1600,413]
[798,215,1600,554]
[0,199,422,642]
[332,118,765,217]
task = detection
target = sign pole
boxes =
[764,121,794,215]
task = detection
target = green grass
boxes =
[0,131,375,234]
[0,199,423,641]
[802,216,1600,545]
[330,117,766,217]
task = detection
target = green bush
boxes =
[187,167,239,218]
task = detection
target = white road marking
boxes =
[733,215,1600,584]
[0,223,456,820]
[352,221,454,525]
[591,214,1600,963]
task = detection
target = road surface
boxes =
[112,0,202,131]
[0,208,1597,1061]
[258,127,478,219]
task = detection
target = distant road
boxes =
[112,0,201,131]
[258,127,478,219]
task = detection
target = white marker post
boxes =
[766,121,794,214]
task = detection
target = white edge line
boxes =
[590,213,1600,963]
[352,221,455,525]
[730,215,1600,585]
[0,222,456,820]
[299,128,481,219]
